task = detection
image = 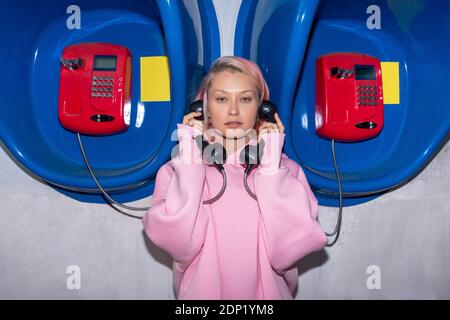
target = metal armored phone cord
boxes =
[240,141,264,201]
[241,138,343,246]
[243,166,257,200]
[193,134,229,205]
[319,139,343,247]
[77,133,147,220]
[203,167,227,204]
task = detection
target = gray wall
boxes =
[1,0,449,299]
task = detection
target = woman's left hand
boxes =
[258,113,285,135]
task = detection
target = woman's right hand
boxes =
[182,112,205,135]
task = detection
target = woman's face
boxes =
[207,70,259,140]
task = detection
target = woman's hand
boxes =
[182,112,205,135]
[258,113,285,135]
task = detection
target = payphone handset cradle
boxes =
[315,52,384,142]
[58,43,132,136]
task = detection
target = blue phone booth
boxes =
[0,0,220,203]
[235,0,450,206]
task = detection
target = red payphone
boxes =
[315,52,384,142]
[58,43,132,135]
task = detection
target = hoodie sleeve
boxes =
[254,132,328,276]
[142,124,208,271]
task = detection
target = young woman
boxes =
[142,56,327,300]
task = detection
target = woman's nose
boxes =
[229,108,238,116]
[228,99,239,115]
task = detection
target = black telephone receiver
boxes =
[190,100,276,166]
[189,100,227,171]
[189,100,277,162]
[189,99,277,123]
[188,99,278,202]
[241,99,277,169]
[189,99,277,165]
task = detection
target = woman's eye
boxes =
[216,97,227,103]
[241,97,252,103]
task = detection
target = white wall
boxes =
[0,0,449,299]
[212,0,242,56]
[1,140,448,299]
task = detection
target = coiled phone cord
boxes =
[77,133,146,219]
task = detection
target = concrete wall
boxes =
[0,0,449,299]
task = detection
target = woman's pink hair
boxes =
[194,56,270,130]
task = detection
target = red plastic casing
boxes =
[315,52,384,142]
[58,43,131,135]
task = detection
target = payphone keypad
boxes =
[357,84,378,106]
[91,76,114,98]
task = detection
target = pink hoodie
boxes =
[142,124,328,300]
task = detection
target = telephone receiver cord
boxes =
[77,133,147,220]
[319,139,343,247]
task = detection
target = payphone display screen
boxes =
[93,55,117,71]
[354,65,375,80]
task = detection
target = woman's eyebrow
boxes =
[212,89,256,94]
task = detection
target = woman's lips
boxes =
[224,122,242,128]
